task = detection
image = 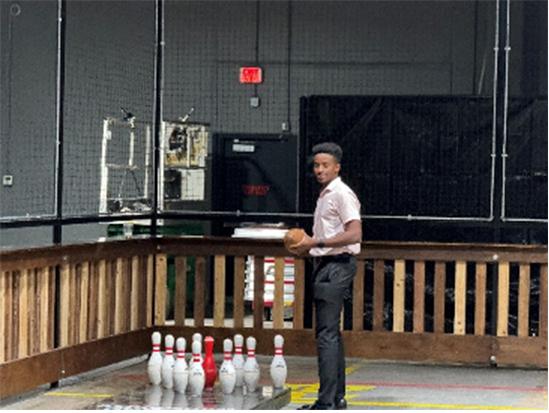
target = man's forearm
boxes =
[315,220,362,248]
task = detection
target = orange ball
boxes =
[284,228,305,251]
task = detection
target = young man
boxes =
[290,142,362,410]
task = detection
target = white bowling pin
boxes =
[172,392,188,409]
[144,384,163,407]
[243,336,260,392]
[173,337,189,393]
[147,331,162,385]
[189,333,203,369]
[270,334,287,388]
[233,334,245,387]
[219,338,236,394]
[189,340,206,396]
[161,334,175,388]
[160,388,175,408]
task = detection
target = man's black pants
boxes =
[312,254,356,408]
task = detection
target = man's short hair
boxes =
[312,142,343,163]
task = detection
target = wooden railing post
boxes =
[253,256,265,329]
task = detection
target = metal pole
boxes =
[51,0,66,389]
[151,0,164,238]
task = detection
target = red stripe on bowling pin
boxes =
[275,349,283,355]
[224,351,232,360]
[152,344,161,352]
[248,350,255,358]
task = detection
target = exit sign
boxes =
[239,67,263,84]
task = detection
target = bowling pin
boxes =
[270,334,287,388]
[189,340,206,396]
[233,334,245,387]
[144,384,163,407]
[160,388,175,408]
[189,332,203,369]
[147,331,162,385]
[161,334,175,388]
[243,336,260,392]
[203,336,217,388]
[173,337,189,393]
[219,338,236,394]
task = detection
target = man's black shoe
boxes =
[297,401,335,410]
[335,398,347,410]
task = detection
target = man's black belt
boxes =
[313,253,354,264]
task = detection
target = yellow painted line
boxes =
[290,399,540,410]
[345,400,540,410]
[46,391,113,399]
[344,363,361,375]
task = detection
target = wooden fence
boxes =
[0,237,547,399]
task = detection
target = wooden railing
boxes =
[0,237,547,399]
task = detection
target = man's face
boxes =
[313,153,340,186]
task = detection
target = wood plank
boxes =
[0,328,154,400]
[497,262,510,337]
[71,264,81,346]
[157,237,548,264]
[4,272,13,362]
[233,256,246,329]
[160,325,547,369]
[107,261,116,336]
[352,260,365,331]
[10,272,18,361]
[87,262,98,341]
[413,261,425,333]
[213,255,226,328]
[272,257,285,329]
[139,257,148,328]
[373,260,385,331]
[393,260,405,332]
[114,258,125,334]
[79,262,89,343]
[18,269,29,358]
[434,262,446,333]
[124,258,132,332]
[539,264,547,338]
[0,272,6,362]
[174,256,187,326]
[253,256,265,329]
[48,267,56,350]
[96,260,107,339]
[517,264,531,337]
[130,256,140,330]
[154,254,167,326]
[27,269,37,355]
[38,267,50,352]
[454,261,466,335]
[193,256,206,328]
[2,238,546,272]
[292,259,305,330]
[59,264,70,347]
[474,263,487,336]
[146,254,154,327]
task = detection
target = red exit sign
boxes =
[239,67,263,84]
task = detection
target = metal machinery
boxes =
[159,117,209,209]
[99,108,209,213]
[99,112,152,214]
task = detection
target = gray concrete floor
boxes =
[1,354,547,410]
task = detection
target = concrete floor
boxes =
[1,354,546,410]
